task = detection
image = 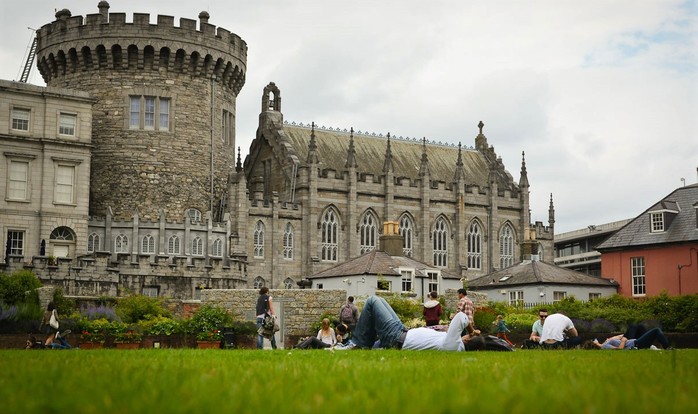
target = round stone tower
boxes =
[34,2,247,221]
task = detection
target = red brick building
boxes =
[597,184,698,297]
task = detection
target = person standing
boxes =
[423,291,443,327]
[339,296,359,332]
[539,313,581,349]
[256,287,277,350]
[40,302,59,347]
[456,288,475,332]
[494,315,514,347]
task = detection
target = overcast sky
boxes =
[1,0,696,234]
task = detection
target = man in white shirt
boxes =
[336,296,479,351]
[539,313,581,349]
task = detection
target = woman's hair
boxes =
[259,287,269,295]
[496,315,503,320]
[321,318,331,333]
[582,340,600,350]
[429,291,438,299]
[335,323,348,335]
[47,302,56,311]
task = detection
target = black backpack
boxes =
[484,335,514,351]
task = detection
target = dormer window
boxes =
[650,212,664,232]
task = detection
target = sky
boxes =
[1,0,696,234]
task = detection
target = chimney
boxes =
[521,227,539,261]
[379,221,403,256]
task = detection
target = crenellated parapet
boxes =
[35,3,247,94]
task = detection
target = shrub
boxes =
[474,305,497,332]
[80,303,120,321]
[0,270,42,305]
[504,313,538,334]
[189,304,233,334]
[116,294,171,323]
[380,293,422,322]
[77,318,114,343]
[138,316,181,336]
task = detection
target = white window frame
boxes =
[588,293,601,301]
[467,221,482,270]
[432,217,448,267]
[400,270,414,292]
[11,108,30,132]
[142,234,155,254]
[650,212,664,232]
[631,256,646,296]
[212,238,223,257]
[399,215,413,257]
[129,95,171,131]
[54,164,76,204]
[87,233,100,253]
[167,235,181,255]
[7,230,25,256]
[7,159,30,201]
[321,209,338,262]
[115,233,129,254]
[283,223,294,260]
[253,277,265,289]
[221,109,233,144]
[187,208,202,224]
[427,271,439,293]
[553,291,567,303]
[142,286,159,298]
[58,112,77,136]
[359,212,377,254]
[192,237,204,256]
[499,224,515,269]
[508,290,524,306]
[253,221,265,258]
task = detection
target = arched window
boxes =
[192,237,203,256]
[187,208,202,224]
[50,227,74,241]
[115,233,129,254]
[467,221,482,270]
[212,238,223,257]
[432,217,448,267]
[253,276,265,289]
[321,209,338,262]
[167,235,180,255]
[499,224,515,269]
[87,233,100,253]
[283,223,294,260]
[399,215,414,257]
[284,278,294,289]
[142,234,155,254]
[254,221,265,258]
[359,212,377,254]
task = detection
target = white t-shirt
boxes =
[402,312,468,351]
[539,313,575,343]
[317,329,337,346]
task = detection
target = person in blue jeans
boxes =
[585,327,672,350]
[336,295,478,351]
[256,287,277,349]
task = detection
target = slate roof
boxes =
[281,124,514,188]
[596,184,698,250]
[308,249,460,280]
[467,260,617,288]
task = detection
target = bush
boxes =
[138,316,181,336]
[380,293,423,322]
[189,304,233,334]
[0,270,42,305]
[80,303,120,321]
[116,294,171,323]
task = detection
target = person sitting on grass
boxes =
[539,313,581,349]
[296,318,338,349]
[522,308,547,349]
[583,327,672,350]
[333,295,480,351]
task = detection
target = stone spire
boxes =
[453,142,465,182]
[235,146,243,172]
[519,151,529,187]
[418,137,430,177]
[306,122,318,164]
[345,127,358,169]
[475,120,488,152]
[548,193,556,227]
[383,133,394,174]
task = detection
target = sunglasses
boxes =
[539,315,547,319]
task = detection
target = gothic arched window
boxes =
[432,217,448,267]
[142,234,155,254]
[115,233,129,254]
[359,212,377,254]
[192,237,203,256]
[467,221,482,270]
[212,238,223,257]
[499,224,515,269]
[254,221,265,258]
[87,233,100,253]
[168,235,180,255]
[321,209,338,262]
[253,276,265,289]
[283,223,294,260]
[399,215,414,257]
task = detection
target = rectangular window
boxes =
[159,98,170,130]
[142,286,159,298]
[11,108,30,131]
[58,113,77,136]
[144,96,155,129]
[377,279,391,291]
[650,212,664,232]
[129,96,140,128]
[54,165,75,203]
[631,257,646,296]
[8,160,29,200]
[508,290,523,306]
[401,270,413,292]
[7,231,25,256]
[588,293,601,301]
[427,271,438,293]
[553,291,567,303]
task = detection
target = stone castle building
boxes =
[1,2,554,299]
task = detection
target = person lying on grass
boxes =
[583,327,672,350]
[333,295,480,351]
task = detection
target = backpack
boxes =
[341,304,354,323]
[484,335,514,352]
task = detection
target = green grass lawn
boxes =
[2,349,697,414]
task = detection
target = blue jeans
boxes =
[351,296,406,349]
[256,317,277,349]
[634,328,669,349]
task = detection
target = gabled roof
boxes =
[596,184,698,250]
[280,123,515,189]
[467,260,617,288]
[308,249,459,280]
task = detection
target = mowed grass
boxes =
[2,349,697,414]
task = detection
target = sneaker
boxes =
[62,329,72,337]
[649,345,659,351]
